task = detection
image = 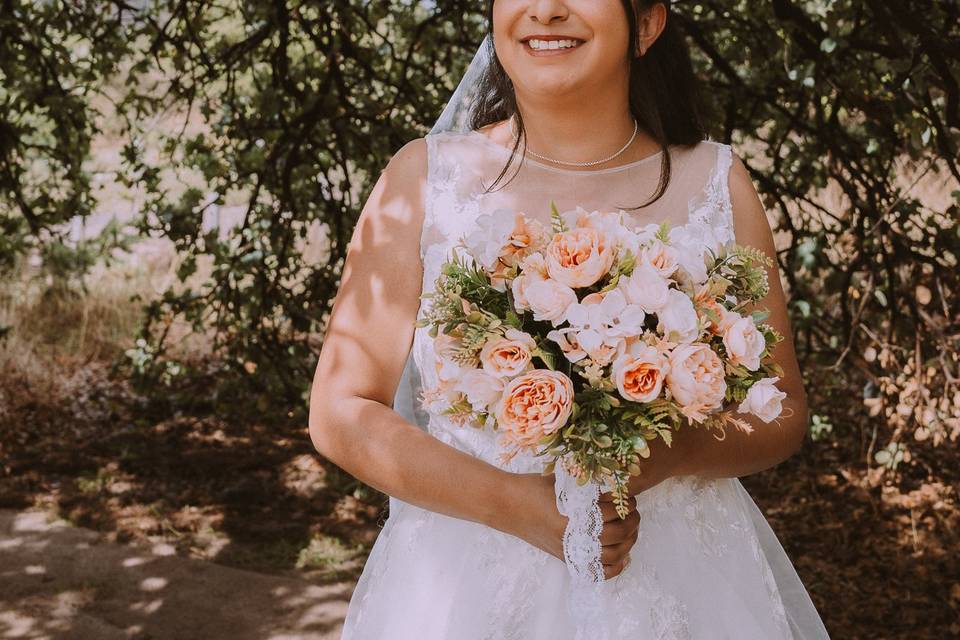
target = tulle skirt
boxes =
[340,475,830,639]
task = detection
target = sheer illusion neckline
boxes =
[466,129,667,176]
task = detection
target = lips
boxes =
[520,35,586,53]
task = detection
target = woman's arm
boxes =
[629,151,810,493]
[308,138,514,530]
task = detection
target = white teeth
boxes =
[527,39,581,51]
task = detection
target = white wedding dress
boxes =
[340,130,831,640]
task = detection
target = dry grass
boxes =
[0,261,145,424]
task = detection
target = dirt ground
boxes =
[0,509,352,639]
[1,359,958,639]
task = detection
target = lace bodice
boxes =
[399,129,736,475]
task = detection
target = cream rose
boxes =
[665,343,727,423]
[620,262,672,314]
[495,369,575,450]
[656,288,701,343]
[611,341,671,403]
[453,368,505,413]
[738,376,787,423]
[667,224,711,284]
[511,253,548,311]
[479,328,537,378]
[639,238,681,279]
[524,278,578,326]
[723,315,766,371]
[545,226,617,289]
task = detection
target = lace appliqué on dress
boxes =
[478,527,552,640]
[687,142,736,252]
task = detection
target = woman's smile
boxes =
[521,35,587,57]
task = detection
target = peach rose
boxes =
[493,216,548,291]
[665,343,727,423]
[695,287,736,336]
[502,214,547,267]
[612,341,671,403]
[479,328,537,378]
[495,369,575,450]
[722,315,766,371]
[545,227,617,288]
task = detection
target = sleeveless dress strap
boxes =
[701,141,737,248]
[714,142,735,239]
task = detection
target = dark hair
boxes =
[469,1,708,210]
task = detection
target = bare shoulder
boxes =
[349,136,428,252]
[385,136,428,183]
[373,136,428,221]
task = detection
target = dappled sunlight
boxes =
[0,509,356,639]
[129,598,164,615]
[121,556,152,568]
[138,576,168,592]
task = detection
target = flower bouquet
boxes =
[415,202,788,518]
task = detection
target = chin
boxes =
[514,74,585,99]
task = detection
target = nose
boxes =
[528,0,569,24]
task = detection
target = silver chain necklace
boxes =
[509,118,640,167]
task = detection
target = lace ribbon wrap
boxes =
[554,461,614,640]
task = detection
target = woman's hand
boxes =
[493,471,641,580]
[598,490,640,579]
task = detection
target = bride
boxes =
[309,1,831,638]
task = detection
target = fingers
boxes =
[603,552,631,580]
[600,538,633,565]
[598,508,641,546]
[598,495,638,522]
[594,499,642,580]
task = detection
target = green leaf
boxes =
[534,347,556,370]
[658,429,673,447]
[550,200,567,233]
